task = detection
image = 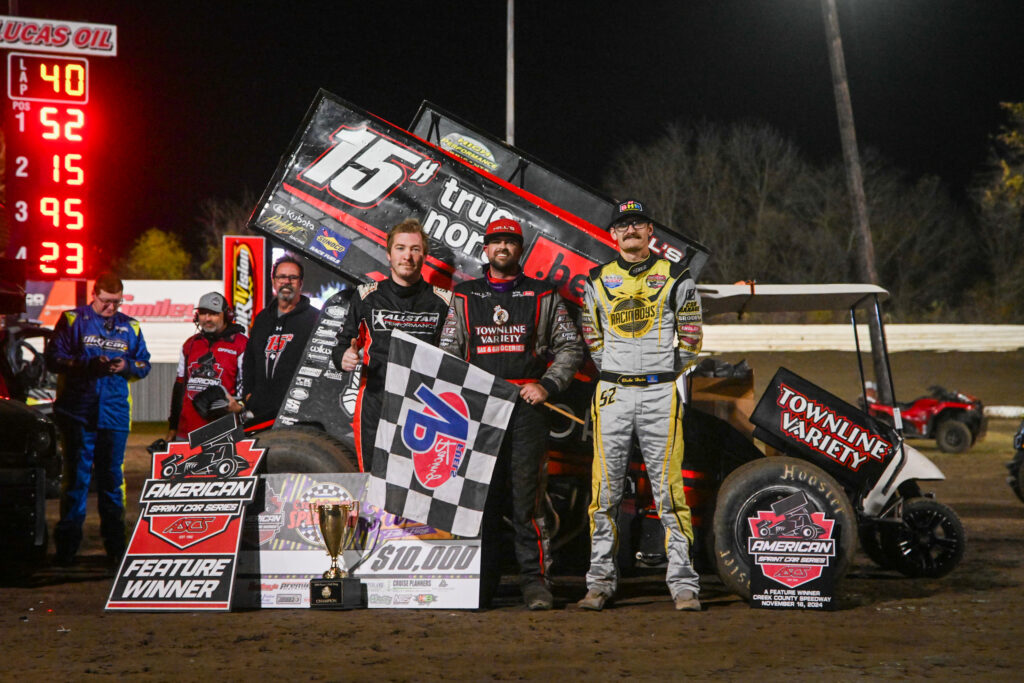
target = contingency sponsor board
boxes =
[750,367,899,492]
[236,473,480,609]
[410,101,709,281]
[273,290,357,451]
[747,491,839,610]
[106,416,265,611]
[223,235,266,332]
[250,90,697,305]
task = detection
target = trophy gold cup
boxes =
[309,501,365,608]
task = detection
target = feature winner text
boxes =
[112,556,235,603]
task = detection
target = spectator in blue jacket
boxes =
[45,272,151,566]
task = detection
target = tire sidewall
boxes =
[935,419,971,453]
[713,456,856,601]
[256,426,359,474]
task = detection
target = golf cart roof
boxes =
[698,283,890,317]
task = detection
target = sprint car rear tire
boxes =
[712,456,857,601]
[935,419,972,454]
[256,426,359,474]
[881,497,966,578]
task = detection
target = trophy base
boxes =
[310,578,365,609]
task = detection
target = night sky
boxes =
[6,0,1024,260]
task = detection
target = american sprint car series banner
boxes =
[106,416,265,611]
[409,101,709,281]
[249,90,708,306]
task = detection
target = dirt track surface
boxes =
[3,352,1023,681]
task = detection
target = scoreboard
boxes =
[2,16,116,280]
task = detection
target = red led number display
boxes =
[5,52,92,279]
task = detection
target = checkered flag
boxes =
[364,331,518,537]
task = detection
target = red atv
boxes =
[864,384,985,453]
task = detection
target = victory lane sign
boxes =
[106,416,266,611]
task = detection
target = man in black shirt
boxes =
[439,218,584,610]
[243,255,319,425]
[333,218,451,472]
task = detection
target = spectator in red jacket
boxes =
[166,291,247,440]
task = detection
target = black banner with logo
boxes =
[250,91,707,306]
[750,367,899,492]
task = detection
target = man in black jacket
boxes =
[333,218,451,472]
[243,255,319,425]
[439,218,584,610]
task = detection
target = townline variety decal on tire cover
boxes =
[713,456,856,602]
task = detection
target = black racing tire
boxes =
[712,456,857,601]
[858,520,897,569]
[256,426,359,474]
[1007,451,1024,504]
[881,497,966,578]
[935,419,972,454]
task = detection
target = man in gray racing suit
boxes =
[577,199,703,612]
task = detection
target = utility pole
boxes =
[821,0,893,405]
[821,0,876,285]
[506,0,514,145]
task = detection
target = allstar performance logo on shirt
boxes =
[370,309,441,334]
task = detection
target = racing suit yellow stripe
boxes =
[587,385,616,554]
[660,387,694,545]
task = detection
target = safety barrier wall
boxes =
[702,325,1024,353]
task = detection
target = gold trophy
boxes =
[309,501,365,608]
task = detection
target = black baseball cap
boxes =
[608,198,655,229]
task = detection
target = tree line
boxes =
[603,104,1024,323]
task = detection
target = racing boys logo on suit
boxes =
[609,298,658,336]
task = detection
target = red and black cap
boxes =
[484,217,524,244]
